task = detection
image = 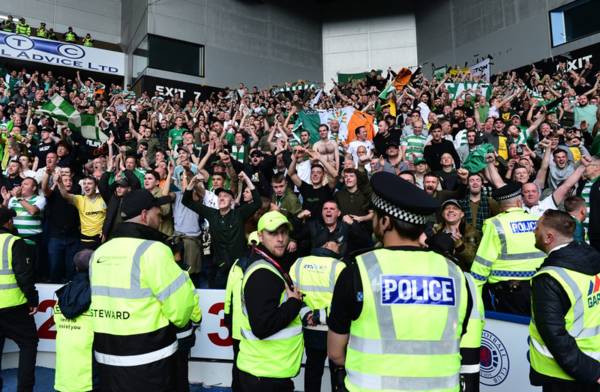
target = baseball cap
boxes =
[120,190,172,220]
[114,177,130,187]
[214,188,234,198]
[257,211,292,233]
[441,199,462,210]
[247,231,260,245]
[414,158,427,165]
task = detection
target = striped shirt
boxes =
[401,134,427,162]
[8,195,46,243]
[582,176,599,237]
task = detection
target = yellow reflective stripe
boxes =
[474,255,492,267]
[0,283,18,289]
[91,240,154,299]
[94,341,178,367]
[0,235,14,271]
[349,335,459,355]
[156,272,188,302]
[240,325,302,341]
[530,337,600,361]
[176,328,193,339]
[539,266,585,336]
[347,369,459,390]
[491,218,544,260]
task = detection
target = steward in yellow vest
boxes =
[237,211,303,392]
[83,33,93,47]
[36,23,48,38]
[0,207,39,392]
[53,249,97,392]
[471,182,545,315]
[90,190,200,391]
[64,27,77,42]
[460,272,485,392]
[15,18,31,36]
[530,209,600,391]
[327,172,472,392]
[289,242,345,392]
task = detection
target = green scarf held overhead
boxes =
[462,143,496,174]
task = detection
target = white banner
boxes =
[470,58,491,83]
[0,33,125,75]
[3,285,538,391]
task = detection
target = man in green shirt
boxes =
[168,116,188,150]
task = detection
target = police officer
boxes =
[237,211,303,392]
[289,241,345,392]
[327,172,473,392]
[89,189,200,391]
[15,17,31,36]
[83,33,93,47]
[64,26,77,42]
[460,272,485,392]
[36,22,48,38]
[1,15,15,32]
[530,209,600,392]
[224,232,259,392]
[53,249,97,392]
[471,182,545,315]
[0,207,38,392]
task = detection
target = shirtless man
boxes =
[313,124,339,172]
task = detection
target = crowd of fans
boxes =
[1,57,599,289]
[1,16,94,47]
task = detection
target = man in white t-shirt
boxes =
[347,126,374,163]
[521,158,589,217]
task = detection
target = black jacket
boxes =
[98,170,140,239]
[530,241,600,385]
[243,245,302,339]
[292,217,372,258]
[1,228,38,307]
[56,271,91,319]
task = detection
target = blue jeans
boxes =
[47,235,81,283]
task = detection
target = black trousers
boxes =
[542,380,600,392]
[305,346,335,392]
[231,338,241,392]
[238,369,294,392]
[483,281,531,316]
[98,354,175,392]
[0,304,39,392]
[174,349,190,392]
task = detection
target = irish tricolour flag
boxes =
[293,106,375,143]
[37,95,108,142]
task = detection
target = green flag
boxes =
[378,82,395,100]
[37,95,107,141]
[293,110,321,145]
[37,94,76,122]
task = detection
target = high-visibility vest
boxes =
[0,233,26,309]
[224,257,251,341]
[529,266,600,380]
[36,28,48,38]
[15,23,31,36]
[65,31,76,42]
[90,237,198,367]
[237,260,303,378]
[471,208,545,286]
[289,255,345,330]
[53,303,94,392]
[459,273,485,376]
[83,37,93,47]
[345,249,468,392]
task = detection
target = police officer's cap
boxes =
[370,172,439,225]
[491,182,521,201]
[121,190,171,220]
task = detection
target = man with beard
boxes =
[529,209,600,392]
[459,173,495,233]
[327,172,473,392]
[424,125,460,173]
[422,169,469,204]
[294,200,371,258]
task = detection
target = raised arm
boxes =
[288,149,303,188]
[534,140,552,190]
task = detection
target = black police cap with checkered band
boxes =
[370,172,440,225]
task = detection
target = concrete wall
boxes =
[0,0,121,43]
[415,0,593,76]
[146,0,323,88]
[322,14,418,87]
